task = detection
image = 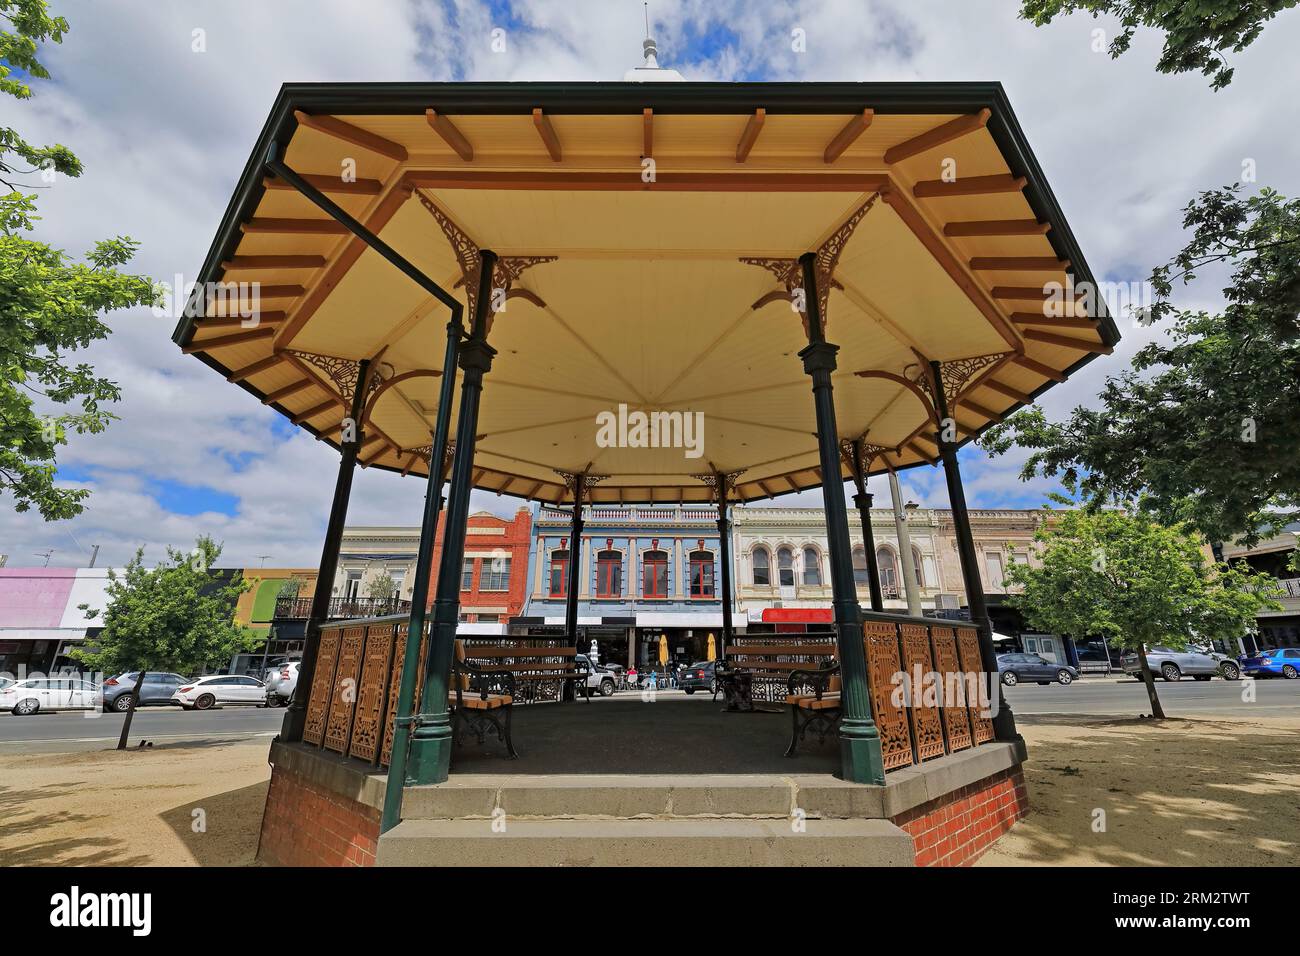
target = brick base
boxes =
[258,763,380,867]
[891,766,1028,867]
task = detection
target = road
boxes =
[0,678,1295,752]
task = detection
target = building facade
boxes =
[1223,523,1300,651]
[518,503,727,669]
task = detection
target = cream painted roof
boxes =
[176,83,1117,504]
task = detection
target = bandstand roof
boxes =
[174,82,1118,505]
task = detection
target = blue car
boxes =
[1237,647,1300,679]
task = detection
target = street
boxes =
[0,678,1296,752]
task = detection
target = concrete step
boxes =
[377,817,915,866]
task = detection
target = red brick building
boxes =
[429,508,532,623]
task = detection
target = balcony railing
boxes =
[1277,577,1300,599]
[273,595,412,621]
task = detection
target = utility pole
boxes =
[257,554,271,568]
[35,549,54,567]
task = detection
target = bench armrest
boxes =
[455,658,516,699]
[787,663,839,701]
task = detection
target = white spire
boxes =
[624,3,684,82]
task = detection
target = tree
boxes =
[1019,1,1298,89]
[1004,506,1281,718]
[365,571,396,602]
[983,186,1299,545]
[72,536,253,749]
[0,0,153,519]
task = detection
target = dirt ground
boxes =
[979,715,1300,866]
[2,716,1296,866]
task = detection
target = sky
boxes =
[2,0,1298,569]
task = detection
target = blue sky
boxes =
[3,0,1297,568]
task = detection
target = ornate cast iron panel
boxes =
[862,620,913,771]
[930,625,973,752]
[955,626,995,744]
[381,623,426,767]
[349,623,395,763]
[324,625,366,753]
[303,627,341,746]
[899,623,945,762]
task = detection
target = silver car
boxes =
[1122,645,1225,681]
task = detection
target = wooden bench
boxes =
[784,665,842,757]
[457,638,591,704]
[451,639,517,758]
[717,636,840,708]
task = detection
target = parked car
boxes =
[1121,645,1225,681]
[172,674,268,710]
[98,672,190,712]
[997,653,1078,686]
[0,677,100,715]
[680,661,722,695]
[0,676,14,692]
[1237,646,1300,679]
[574,655,617,697]
[264,661,301,705]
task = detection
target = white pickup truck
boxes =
[574,654,619,697]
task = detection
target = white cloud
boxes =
[2,0,1296,568]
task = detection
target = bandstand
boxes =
[174,81,1117,866]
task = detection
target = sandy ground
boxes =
[2,716,1296,866]
[979,715,1300,866]
[0,738,271,866]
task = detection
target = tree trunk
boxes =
[116,670,147,751]
[1136,645,1166,719]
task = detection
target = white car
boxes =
[0,677,100,715]
[263,661,300,706]
[172,674,269,710]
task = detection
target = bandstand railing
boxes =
[302,610,996,777]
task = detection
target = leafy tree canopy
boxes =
[71,536,255,678]
[1020,0,1299,89]
[983,186,1300,545]
[0,0,153,519]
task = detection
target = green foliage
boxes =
[0,1,153,519]
[1004,508,1282,652]
[1019,0,1298,89]
[276,575,309,599]
[982,185,1300,545]
[71,536,255,677]
[365,571,396,601]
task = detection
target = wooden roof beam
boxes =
[1023,328,1113,354]
[533,108,562,162]
[970,257,1070,271]
[961,398,1003,421]
[197,312,286,330]
[983,379,1033,404]
[242,218,348,236]
[735,108,765,163]
[883,108,990,164]
[292,111,408,162]
[222,255,326,270]
[1010,313,1099,330]
[181,327,274,354]
[262,379,315,405]
[944,219,1050,237]
[1013,354,1067,382]
[425,109,474,160]
[824,109,874,163]
[263,174,382,196]
[291,399,338,425]
[226,355,282,383]
[913,174,1026,198]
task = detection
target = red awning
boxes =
[761,608,833,624]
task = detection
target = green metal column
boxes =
[407,251,499,786]
[380,308,463,833]
[928,360,1020,744]
[281,359,370,743]
[799,253,885,785]
[848,439,884,612]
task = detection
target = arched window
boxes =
[802,546,823,586]
[689,550,715,598]
[596,549,622,597]
[911,546,926,588]
[643,549,669,598]
[752,547,771,587]
[876,546,899,597]
[852,546,869,586]
[548,549,569,597]
[777,547,795,587]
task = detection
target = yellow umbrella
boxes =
[658,634,668,665]
[706,633,716,662]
